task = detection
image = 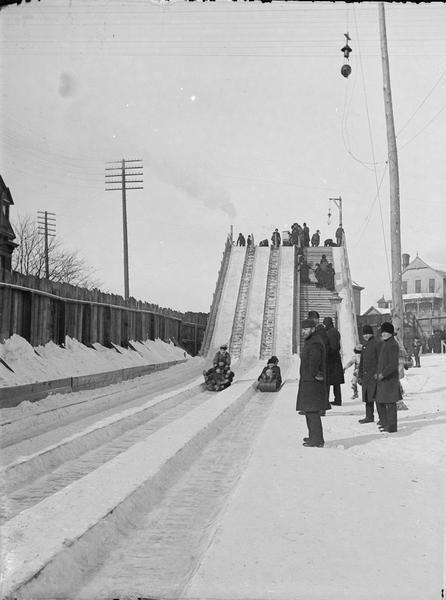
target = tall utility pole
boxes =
[37,211,56,279]
[105,159,143,300]
[378,3,404,344]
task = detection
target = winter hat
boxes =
[301,319,316,329]
[380,322,394,335]
[268,356,279,364]
[308,310,320,320]
[362,325,373,335]
[323,316,333,327]
[220,344,228,349]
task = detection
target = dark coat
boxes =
[358,337,381,402]
[213,350,231,368]
[375,336,400,404]
[325,325,345,385]
[314,324,330,407]
[271,231,281,246]
[296,332,327,412]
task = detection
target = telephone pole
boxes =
[37,211,56,279]
[378,3,404,344]
[105,159,143,300]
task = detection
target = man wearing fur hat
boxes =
[358,325,383,424]
[376,322,400,433]
[296,319,327,447]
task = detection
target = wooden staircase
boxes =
[299,247,340,346]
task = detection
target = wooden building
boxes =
[0,175,18,271]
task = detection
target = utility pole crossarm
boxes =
[104,157,144,301]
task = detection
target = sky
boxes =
[1,0,445,313]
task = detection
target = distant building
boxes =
[401,253,446,336]
[401,253,446,316]
[0,175,18,271]
[361,294,391,317]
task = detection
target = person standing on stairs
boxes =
[322,316,345,406]
[296,319,326,447]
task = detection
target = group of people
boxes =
[236,233,254,248]
[234,224,345,250]
[297,316,402,448]
[203,344,283,393]
[203,344,235,391]
[298,254,335,291]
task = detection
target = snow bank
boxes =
[0,335,189,387]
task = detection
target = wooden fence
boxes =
[0,270,207,354]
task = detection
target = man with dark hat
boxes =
[308,310,331,414]
[323,316,344,406]
[213,344,231,368]
[296,319,326,447]
[358,324,383,424]
[376,322,400,433]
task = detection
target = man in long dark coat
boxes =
[358,324,383,424]
[376,321,400,433]
[308,311,331,414]
[296,319,327,447]
[323,316,344,405]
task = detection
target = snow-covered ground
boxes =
[0,334,189,387]
[184,353,446,600]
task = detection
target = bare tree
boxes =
[12,214,101,289]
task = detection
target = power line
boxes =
[396,67,446,137]
[353,5,391,282]
[399,104,446,150]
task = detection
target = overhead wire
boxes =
[396,67,446,138]
[352,5,391,282]
[399,104,446,151]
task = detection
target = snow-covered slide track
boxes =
[0,364,270,599]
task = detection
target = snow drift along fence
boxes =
[0,359,186,408]
[0,270,207,354]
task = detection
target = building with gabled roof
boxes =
[401,253,446,315]
[0,175,18,271]
[401,253,446,335]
